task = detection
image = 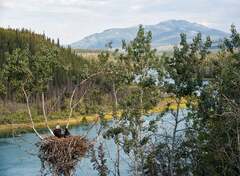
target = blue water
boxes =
[0,112,186,176]
[0,123,130,176]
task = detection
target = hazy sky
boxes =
[0,0,239,44]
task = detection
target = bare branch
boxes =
[22,86,43,140]
[42,92,54,135]
[66,71,107,128]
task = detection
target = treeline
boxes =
[0,27,96,112]
[0,27,59,61]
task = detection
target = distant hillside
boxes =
[71,20,229,50]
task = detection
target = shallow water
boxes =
[0,112,186,176]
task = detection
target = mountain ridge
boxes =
[71,20,229,50]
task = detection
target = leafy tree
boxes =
[32,44,60,134]
[157,32,212,175]
[0,27,90,112]
[104,25,162,176]
[165,33,212,98]
[31,44,59,92]
[91,143,109,176]
[3,45,60,137]
[0,69,5,97]
[3,48,34,97]
[3,48,43,138]
[188,25,240,175]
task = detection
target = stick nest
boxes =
[38,136,92,176]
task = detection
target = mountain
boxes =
[71,20,229,50]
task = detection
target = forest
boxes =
[0,24,240,176]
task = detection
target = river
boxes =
[0,112,186,176]
[0,121,131,176]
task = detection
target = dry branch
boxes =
[66,72,106,128]
[22,86,43,140]
[42,92,54,135]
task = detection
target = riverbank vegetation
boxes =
[0,24,240,175]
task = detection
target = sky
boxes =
[0,0,239,44]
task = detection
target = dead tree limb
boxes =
[22,86,43,140]
[42,92,54,135]
[50,87,67,113]
[66,88,88,129]
[66,72,106,128]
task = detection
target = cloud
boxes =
[0,0,239,44]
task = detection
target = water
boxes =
[0,112,186,176]
[0,123,130,176]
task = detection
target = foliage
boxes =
[103,25,162,175]
[3,48,33,94]
[91,143,109,176]
[31,44,60,92]
[164,32,212,97]
[187,25,240,175]
[3,44,60,95]
[0,27,90,107]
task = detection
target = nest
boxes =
[38,136,92,176]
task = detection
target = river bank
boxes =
[0,98,186,137]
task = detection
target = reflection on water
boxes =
[0,112,186,176]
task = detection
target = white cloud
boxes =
[0,0,239,44]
